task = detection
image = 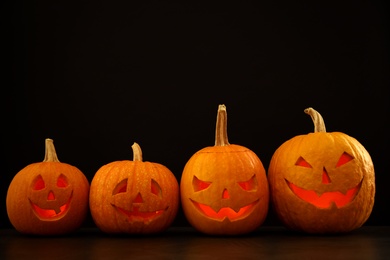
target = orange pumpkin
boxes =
[89,142,179,234]
[6,138,90,235]
[180,104,269,235]
[268,107,375,234]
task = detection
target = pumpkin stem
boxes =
[304,107,326,132]
[43,138,60,162]
[132,142,143,161]
[215,104,230,146]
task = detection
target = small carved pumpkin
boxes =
[180,104,269,235]
[6,138,90,235]
[89,142,179,234]
[268,107,375,234]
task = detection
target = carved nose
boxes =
[133,193,143,203]
[47,191,55,200]
[322,168,331,184]
[222,189,230,199]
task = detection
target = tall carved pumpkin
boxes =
[89,142,179,234]
[180,104,269,235]
[6,138,90,235]
[268,107,375,234]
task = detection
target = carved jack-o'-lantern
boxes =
[268,108,375,234]
[89,142,179,234]
[180,105,269,235]
[6,139,90,235]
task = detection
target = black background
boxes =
[4,0,389,229]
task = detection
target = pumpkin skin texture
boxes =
[268,108,375,234]
[89,142,179,234]
[6,139,90,235]
[180,105,269,235]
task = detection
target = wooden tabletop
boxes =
[1,226,388,259]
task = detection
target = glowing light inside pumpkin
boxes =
[29,174,72,219]
[190,175,259,220]
[336,152,354,167]
[192,176,211,192]
[115,206,166,222]
[112,178,166,222]
[286,180,362,208]
[47,191,55,200]
[33,176,45,190]
[113,179,128,194]
[151,179,162,197]
[57,175,68,187]
[193,175,258,192]
[191,200,258,221]
[32,174,69,190]
[322,168,331,184]
[222,189,230,199]
[30,194,72,219]
[295,157,312,168]
[134,193,143,203]
[31,201,70,218]
[113,179,162,197]
[238,175,257,191]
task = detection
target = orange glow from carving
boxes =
[191,200,258,221]
[113,179,128,195]
[57,175,68,187]
[33,176,45,190]
[114,206,166,222]
[134,193,143,203]
[322,168,331,184]
[238,175,257,191]
[286,180,362,208]
[222,189,230,199]
[336,152,354,167]
[30,194,72,219]
[192,176,211,192]
[151,179,162,197]
[47,191,55,200]
[295,157,312,168]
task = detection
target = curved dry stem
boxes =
[43,138,60,162]
[132,142,143,161]
[215,104,230,146]
[304,107,326,133]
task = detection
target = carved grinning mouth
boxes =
[190,199,258,221]
[112,205,167,222]
[286,179,362,209]
[30,193,72,220]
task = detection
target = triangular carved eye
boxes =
[238,175,257,191]
[295,157,312,168]
[57,174,68,188]
[32,175,45,190]
[113,179,128,195]
[151,179,162,197]
[192,176,211,192]
[336,152,354,167]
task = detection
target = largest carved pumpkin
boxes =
[268,107,375,234]
[6,138,90,235]
[180,104,269,235]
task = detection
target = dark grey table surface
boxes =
[1,226,389,259]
